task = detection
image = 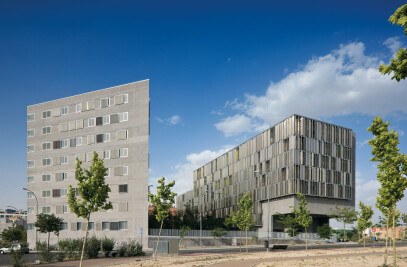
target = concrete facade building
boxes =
[26,80,149,247]
[177,114,356,235]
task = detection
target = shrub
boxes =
[126,240,144,257]
[58,238,83,260]
[118,242,127,257]
[102,237,115,257]
[9,249,25,267]
[36,241,55,263]
[84,236,100,259]
[251,235,259,245]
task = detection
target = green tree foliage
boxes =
[356,201,374,248]
[148,177,177,259]
[329,205,358,248]
[295,193,312,251]
[378,4,407,81]
[316,224,333,240]
[0,223,26,244]
[368,117,407,267]
[67,152,113,267]
[234,193,256,253]
[34,213,63,250]
[210,227,226,247]
[276,213,300,249]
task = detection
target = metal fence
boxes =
[149,228,326,240]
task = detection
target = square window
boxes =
[28,224,34,231]
[110,222,118,231]
[119,184,128,193]
[123,94,128,103]
[61,139,68,148]
[27,160,35,168]
[27,145,35,153]
[88,118,95,127]
[27,114,35,122]
[42,158,51,166]
[42,110,51,119]
[42,190,51,198]
[61,156,68,164]
[103,115,110,125]
[27,192,34,199]
[61,222,68,230]
[27,207,34,214]
[63,205,69,213]
[42,174,51,182]
[76,137,82,146]
[27,129,35,137]
[77,222,82,231]
[119,221,127,230]
[61,106,68,115]
[88,222,95,230]
[123,166,128,175]
[102,222,109,230]
[119,112,128,122]
[120,148,128,158]
[42,142,51,150]
[42,126,51,135]
[27,176,34,183]
[101,98,110,108]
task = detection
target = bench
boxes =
[271,244,289,250]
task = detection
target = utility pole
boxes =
[23,188,38,246]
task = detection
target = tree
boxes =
[0,223,26,243]
[276,213,300,249]
[402,213,407,240]
[234,193,256,253]
[378,4,407,82]
[356,202,374,248]
[34,213,63,250]
[179,225,191,248]
[368,117,407,267]
[210,227,226,247]
[148,177,177,259]
[295,193,312,251]
[67,152,113,267]
[316,224,333,240]
[329,205,358,248]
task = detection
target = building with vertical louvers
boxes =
[177,114,355,234]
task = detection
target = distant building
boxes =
[26,80,150,247]
[0,210,27,238]
[372,226,407,240]
[148,205,177,216]
[177,114,356,235]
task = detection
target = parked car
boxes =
[0,243,29,254]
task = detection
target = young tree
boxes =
[225,211,243,252]
[295,193,312,251]
[148,177,176,259]
[234,192,256,253]
[210,227,226,247]
[329,205,358,248]
[179,225,191,248]
[316,224,333,240]
[34,213,63,250]
[368,117,407,267]
[378,4,407,82]
[276,212,300,249]
[356,201,374,248]
[402,213,407,240]
[67,152,113,267]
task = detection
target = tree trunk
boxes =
[79,218,90,267]
[305,227,308,251]
[239,231,242,253]
[154,220,164,260]
[343,222,346,248]
[47,232,50,251]
[245,230,248,253]
[292,228,295,251]
[393,204,396,267]
[385,216,389,265]
[363,231,365,248]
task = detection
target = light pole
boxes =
[199,188,208,247]
[23,188,38,246]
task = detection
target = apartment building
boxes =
[177,114,356,234]
[26,80,149,247]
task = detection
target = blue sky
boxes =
[0,0,406,225]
